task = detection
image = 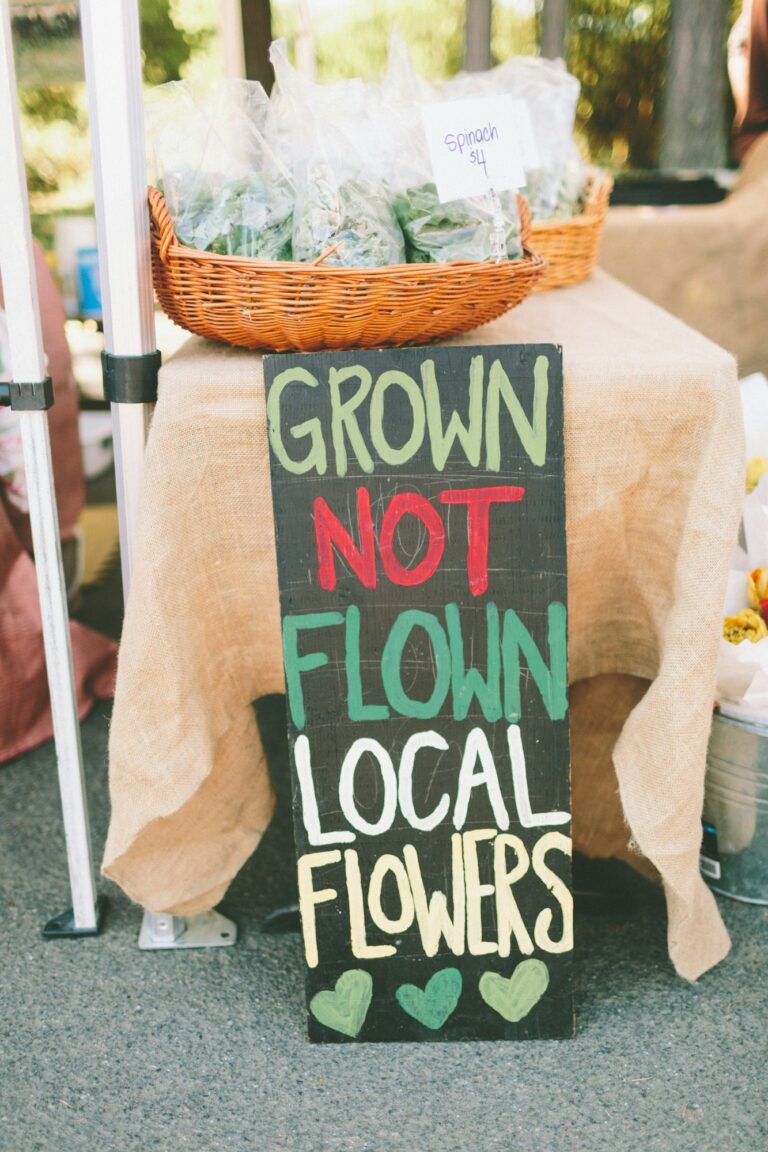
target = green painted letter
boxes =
[381,610,451,719]
[421,355,484,470]
[370,370,425,466]
[267,366,327,475]
[282,612,344,729]
[486,353,549,470]
[446,602,502,722]
[330,365,374,476]
[502,601,568,722]
[345,606,389,722]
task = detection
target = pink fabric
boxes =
[0,508,116,761]
[0,243,116,764]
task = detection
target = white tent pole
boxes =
[80,0,155,595]
[0,0,99,934]
[80,0,236,950]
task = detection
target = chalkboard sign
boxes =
[265,343,572,1043]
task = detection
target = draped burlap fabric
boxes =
[103,271,743,981]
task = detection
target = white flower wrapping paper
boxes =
[717,372,768,721]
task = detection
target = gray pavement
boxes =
[0,697,766,1152]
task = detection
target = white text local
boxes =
[296,723,569,845]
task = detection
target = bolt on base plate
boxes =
[138,908,237,950]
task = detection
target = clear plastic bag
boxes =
[382,36,523,264]
[524,142,588,219]
[444,56,585,221]
[146,79,294,260]
[270,41,405,267]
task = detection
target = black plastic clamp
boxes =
[42,895,108,939]
[101,349,161,404]
[0,376,54,411]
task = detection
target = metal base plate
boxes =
[138,908,237,950]
[43,895,107,938]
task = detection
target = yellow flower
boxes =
[747,457,768,493]
[723,608,768,644]
[747,567,768,609]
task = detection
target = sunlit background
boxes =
[11,0,742,249]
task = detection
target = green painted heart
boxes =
[396,968,463,1030]
[309,969,373,1038]
[479,958,549,1023]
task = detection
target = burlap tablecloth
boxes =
[103,270,743,981]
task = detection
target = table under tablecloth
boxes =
[103,270,744,981]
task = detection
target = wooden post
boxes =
[660,0,730,168]
[241,0,273,92]
[540,0,568,61]
[464,0,492,73]
[219,0,246,79]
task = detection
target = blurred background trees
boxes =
[12,0,211,242]
[568,1,670,168]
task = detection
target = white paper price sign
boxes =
[420,93,535,204]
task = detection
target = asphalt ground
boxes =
[0,690,766,1152]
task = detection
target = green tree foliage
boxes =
[20,86,81,126]
[16,0,209,217]
[273,0,741,169]
[566,1,670,168]
[272,0,535,84]
[273,0,465,81]
[493,3,539,60]
[566,0,742,169]
[20,85,87,195]
[273,0,668,166]
[140,0,209,85]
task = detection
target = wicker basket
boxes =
[148,186,546,353]
[530,170,613,292]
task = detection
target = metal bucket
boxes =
[701,710,768,905]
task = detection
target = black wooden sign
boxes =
[265,343,572,1043]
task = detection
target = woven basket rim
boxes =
[147,184,546,278]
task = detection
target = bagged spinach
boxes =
[146,79,294,260]
[394,183,523,264]
[381,35,523,264]
[186,174,293,260]
[292,167,405,267]
[270,41,405,267]
[445,57,586,221]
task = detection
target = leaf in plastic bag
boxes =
[393,182,522,264]
[147,77,294,262]
[293,165,405,268]
[170,173,293,260]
